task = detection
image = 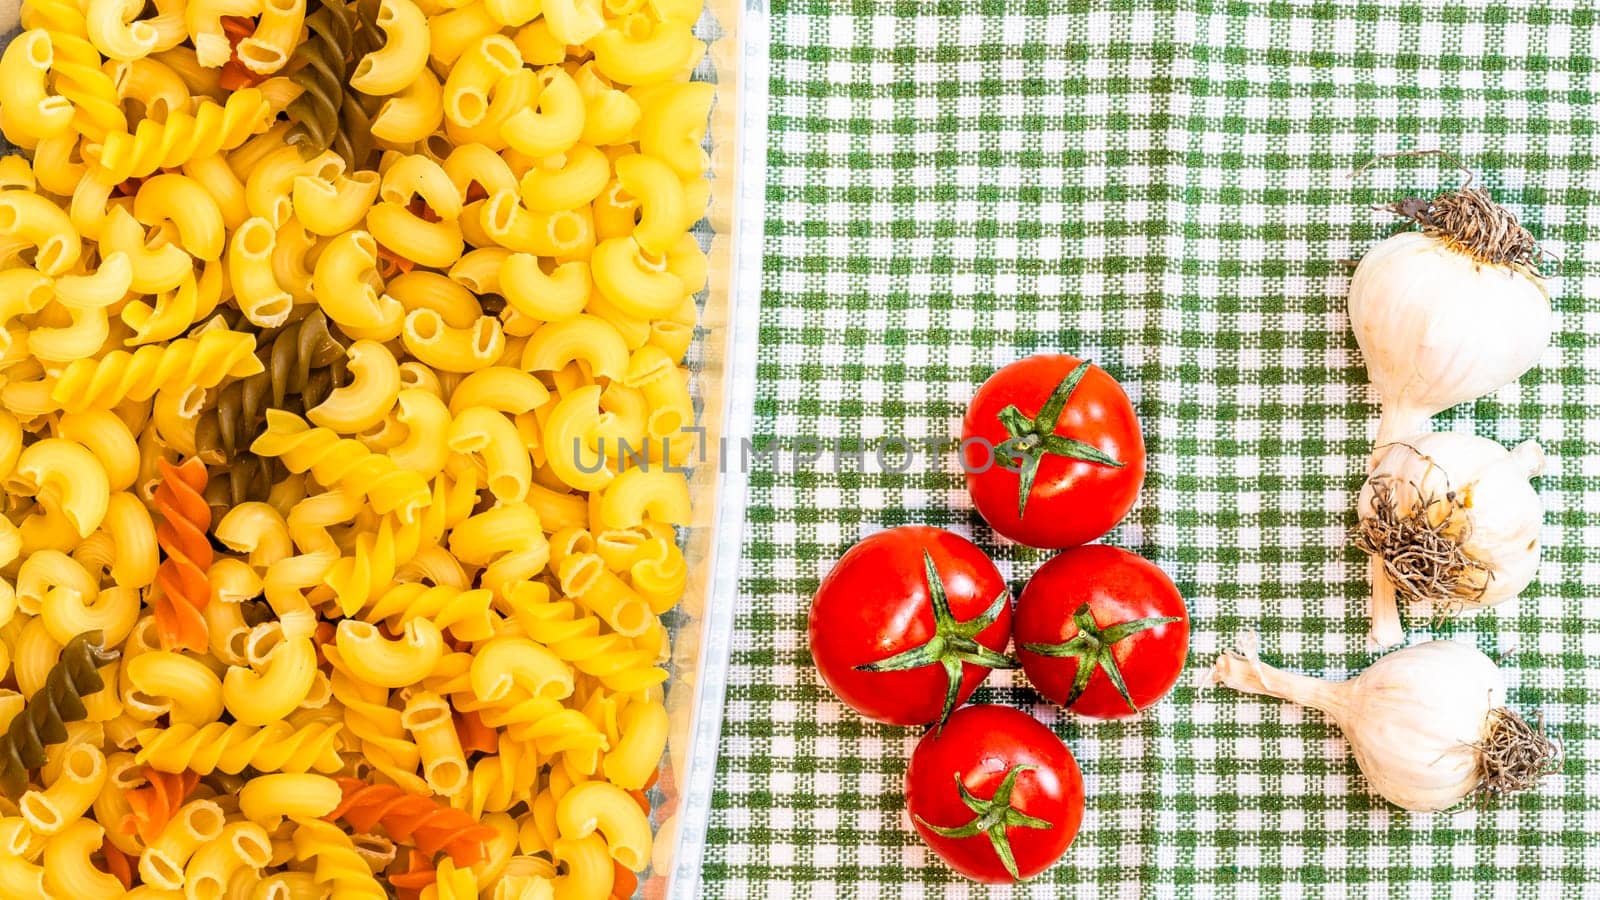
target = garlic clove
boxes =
[1357,433,1545,647]
[1349,230,1552,449]
[1210,635,1555,813]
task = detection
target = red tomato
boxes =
[1015,545,1189,719]
[961,354,1145,549]
[809,526,1014,726]
[906,704,1084,883]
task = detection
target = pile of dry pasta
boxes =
[0,0,711,894]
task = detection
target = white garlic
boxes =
[1357,432,1544,648]
[1349,212,1550,448]
[1207,633,1557,812]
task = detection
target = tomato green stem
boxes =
[995,360,1125,519]
[915,764,1052,881]
[854,550,1015,727]
[1021,602,1180,713]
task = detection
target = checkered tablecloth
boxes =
[702,1,1600,896]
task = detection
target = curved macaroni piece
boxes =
[222,625,317,725]
[40,580,139,651]
[237,0,304,74]
[0,31,75,141]
[446,505,550,597]
[554,781,650,871]
[448,367,551,417]
[138,797,225,890]
[636,80,714,179]
[522,314,628,382]
[227,217,294,327]
[539,0,603,46]
[239,773,341,828]
[213,501,293,568]
[501,67,585,159]
[180,821,272,900]
[0,188,81,276]
[293,169,381,236]
[371,66,445,144]
[7,439,112,539]
[587,17,699,87]
[520,143,609,212]
[311,231,404,340]
[400,691,467,796]
[387,270,481,327]
[350,0,430,95]
[307,340,401,434]
[614,153,687,255]
[470,637,574,705]
[540,386,615,492]
[95,208,189,295]
[85,0,161,60]
[501,254,591,324]
[43,818,125,899]
[482,190,595,258]
[385,389,452,478]
[125,650,225,725]
[132,174,227,263]
[368,200,465,269]
[333,618,444,688]
[443,35,522,129]
[590,235,686,319]
[601,701,667,790]
[19,742,106,835]
[403,310,505,374]
[447,407,531,501]
[559,555,650,637]
[88,88,275,182]
[599,468,691,529]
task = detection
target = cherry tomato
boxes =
[808,526,1014,726]
[962,354,1145,549]
[906,704,1084,883]
[1015,545,1189,719]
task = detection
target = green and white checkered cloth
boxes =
[703,1,1600,896]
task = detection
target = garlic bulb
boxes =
[1207,633,1558,812]
[1357,433,1544,648]
[1348,186,1551,447]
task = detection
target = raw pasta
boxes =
[0,0,711,890]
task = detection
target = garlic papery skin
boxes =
[1349,229,1551,448]
[1357,433,1545,648]
[1207,634,1531,813]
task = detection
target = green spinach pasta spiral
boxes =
[286,0,386,169]
[0,631,120,798]
[198,309,353,509]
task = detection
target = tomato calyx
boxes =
[853,550,1016,727]
[915,764,1052,881]
[1021,601,1181,713]
[995,360,1125,518]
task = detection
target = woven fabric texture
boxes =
[704,1,1599,897]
